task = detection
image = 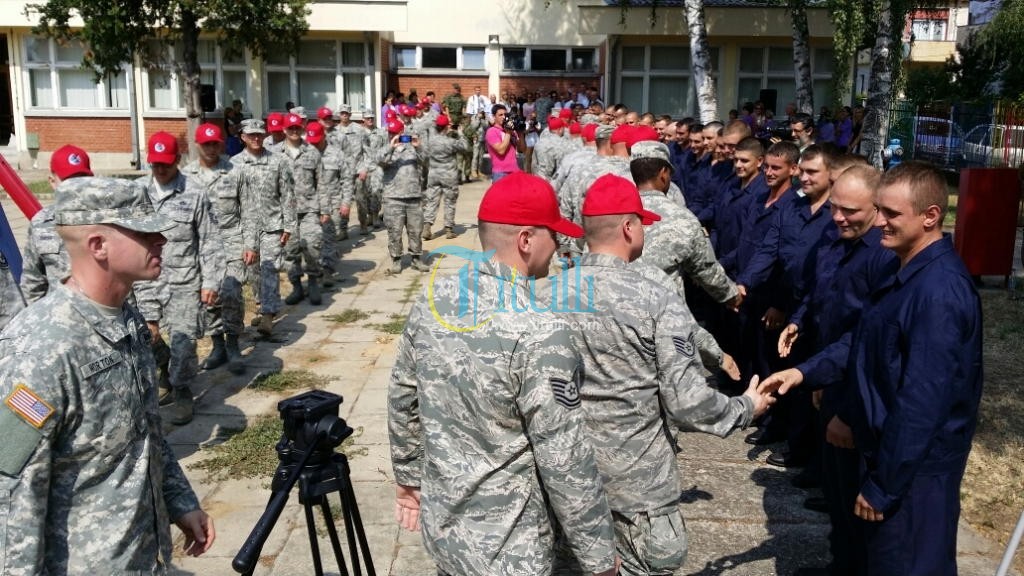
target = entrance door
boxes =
[0,35,13,145]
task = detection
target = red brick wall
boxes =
[380,38,391,73]
[143,118,189,153]
[26,117,132,153]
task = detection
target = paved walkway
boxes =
[1,179,1017,576]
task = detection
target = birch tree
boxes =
[685,0,718,121]
[788,0,815,114]
[860,0,896,168]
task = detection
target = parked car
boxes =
[888,116,965,170]
[963,124,1024,168]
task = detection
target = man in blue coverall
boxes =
[766,161,981,575]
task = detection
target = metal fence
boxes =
[885,99,1024,171]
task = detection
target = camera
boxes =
[399,134,412,143]
[502,117,516,131]
[277,390,352,460]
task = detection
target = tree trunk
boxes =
[861,0,894,169]
[789,0,815,114]
[685,0,717,122]
[181,8,202,161]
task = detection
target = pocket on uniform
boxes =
[646,509,688,572]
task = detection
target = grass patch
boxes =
[325,308,372,325]
[189,418,367,484]
[368,313,406,335]
[26,180,51,198]
[961,288,1024,572]
[250,369,329,393]
[400,277,423,304]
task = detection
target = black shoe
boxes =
[225,334,245,375]
[803,496,828,514]
[791,469,821,489]
[766,452,805,468]
[745,428,783,446]
[284,281,305,305]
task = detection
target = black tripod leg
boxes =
[319,498,351,576]
[304,501,325,576]
[339,477,376,576]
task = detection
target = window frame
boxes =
[616,44,719,117]
[263,39,374,113]
[499,46,598,74]
[392,44,489,73]
[142,39,252,116]
[735,45,835,111]
[22,36,129,115]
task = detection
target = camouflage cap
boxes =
[595,123,615,141]
[337,104,352,114]
[630,140,671,163]
[54,176,174,233]
[362,108,376,118]
[241,118,266,135]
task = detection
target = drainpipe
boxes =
[127,59,140,169]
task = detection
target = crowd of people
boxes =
[0,79,983,576]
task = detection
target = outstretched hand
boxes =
[743,375,776,419]
[777,323,800,357]
[757,368,804,396]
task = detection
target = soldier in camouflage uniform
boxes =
[0,177,214,575]
[135,132,225,425]
[532,116,570,181]
[279,113,325,307]
[184,123,249,375]
[307,121,347,287]
[410,103,435,189]
[332,104,368,239]
[441,82,466,130]
[389,172,617,576]
[262,112,286,154]
[20,145,94,302]
[556,174,769,575]
[422,114,469,240]
[376,120,428,275]
[231,119,295,338]
[360,110,387,229]
[0,204,24,332]
[465,111,487,181]
[630,141,740,308]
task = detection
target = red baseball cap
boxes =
[305,122,325,144]
[50,144,93,180]
[581,123,598,142]
[195,123,223,144]
[548,117,565,131]
[611,124,633,145]
[267,112,285,133]
[147,131,179,165]
[569,122,582,135]
[436,114,450,128]
[317,106,333,120]
[559,108,573,119]
[385,109,397,121]
[627,125,659,147]
[284,113,304,129]
[478,172,583,238]
[582,174,661,225]
[387,120,405,135]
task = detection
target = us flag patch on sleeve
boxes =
[5,384,55,428]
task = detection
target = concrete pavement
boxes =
[1,177,1016,576]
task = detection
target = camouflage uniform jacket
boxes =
[441,93,466,122]
[635,188,738,304]
[532,129,569,181]
[358,127,388,175]
[332,122,367,178]
[230,148,296,236]
[0,284,200,575]
[375,142,424,200]
[389,259,615,576]
[425,131,469,186]
[137,173,226,292]
[558,155,632,255]
[0,249,24,331]
[318,143,348,210]
[551,146,596,194]
[19,206,67,303]
[262,135,285,155]
[181,156,255,254]
[557,254,753,512]
[280,143,327,215]
[411,116,434,150]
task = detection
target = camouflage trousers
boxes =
[422,179,459,228]
[383,197,423,259]
[286,212,323,282]
[458,147,472,181]
[141,280,203,390]
[320,211,343,274]
[204,251,245,337]
[471,137,484,175]
[251,231,285,315]
[367,169,383,222]
[613,508,687,576]
[353,175,374,227]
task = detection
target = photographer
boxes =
[485,104,521,182]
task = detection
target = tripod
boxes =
[233,391,376,576]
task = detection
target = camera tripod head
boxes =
[277,390,353,466]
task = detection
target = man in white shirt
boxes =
[466,87,492,119]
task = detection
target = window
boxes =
[500,47,597,72]
[264,39,372,112]
[144,39,249,112]
[23,36,127,111]
[617,45,719,117]
[912,18,947,41]
[393,45,487,71]
[735,46,834,114]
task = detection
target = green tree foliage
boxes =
[963,0,1024,102]
[904,65,955,104]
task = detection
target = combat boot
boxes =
[339,224,349,240]
[410,256,429,272]
[321,272,335,288]
[386,258,402,275]
[158,370,173,406]
[257,313,275,337]
[308,276,322,305]
[445,226,456,239]
[284,279,305,305]
[168,386,194,426]
[225,334,245,375]
[202,334,227,370]
[421,223,432,241]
